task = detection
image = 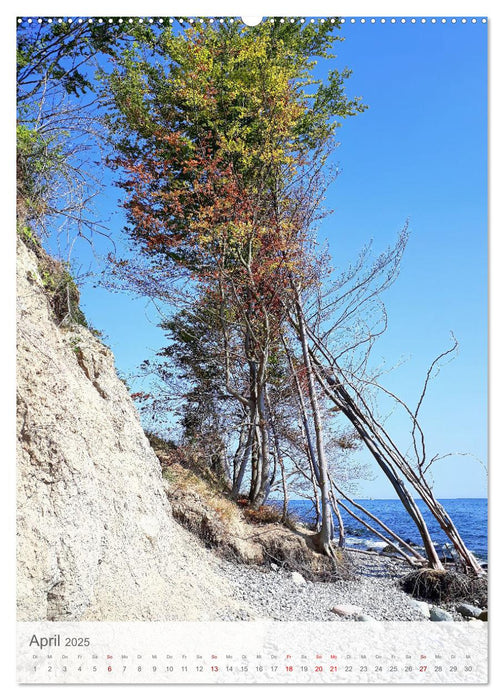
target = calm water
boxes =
[281,498,488,562]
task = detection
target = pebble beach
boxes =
[214,552,472,622]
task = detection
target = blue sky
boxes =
[44,17,488,498]
[316,19,488,497]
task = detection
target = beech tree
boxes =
[105,19,365,517]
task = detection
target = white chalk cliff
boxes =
[16,238,242,621]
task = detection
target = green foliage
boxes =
[16,20,155,103]
[68,336,82,354]
[16,123,66,226]
[108,19,366,165]
[105,19,366,271]
[16,20,155,239]
[38,257,87,326]
[153,297,228,446]
[103,20,369,507]
[17,223,40,249]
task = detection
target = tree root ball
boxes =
[399,568,487,606]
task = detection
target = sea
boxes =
[280,498,488,563]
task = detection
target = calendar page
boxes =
[16,11,488,685]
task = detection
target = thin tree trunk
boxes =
[232,420,249,494]
[251,381,271,506]
[264,386,290,521]
[328,474,427,564]
[335,496,421,567]
[232,413,256,498]
[248,424,261,504]
[283,334,321,482]
[304,323,484,572]
[293,288,340,555]
[310,357,445,570]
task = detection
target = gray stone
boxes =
[429,606,454,622]
[456,603,483,618]
[290,572,306,585]
[331,604,363,617]
[270,563,279,571]
[409,599,430,618]
[356,614,377,622]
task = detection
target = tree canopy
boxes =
[106,19,366,273]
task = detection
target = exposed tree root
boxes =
[399,568,487,606]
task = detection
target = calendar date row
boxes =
[33,663,474,674]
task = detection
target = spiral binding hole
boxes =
[16,16,489,27]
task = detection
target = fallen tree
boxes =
[286,232,485,575]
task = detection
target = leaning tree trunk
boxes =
[311,361,445,570]
[309,344,484,573]
[330,370,483,572]
[288,301,446,571]
[408,485,484,574]
[328,474,428,567]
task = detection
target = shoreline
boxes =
[212,551,482,623]
[281,500,488,565]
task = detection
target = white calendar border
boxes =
[16,620,488,685]
[4,0,498,696]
